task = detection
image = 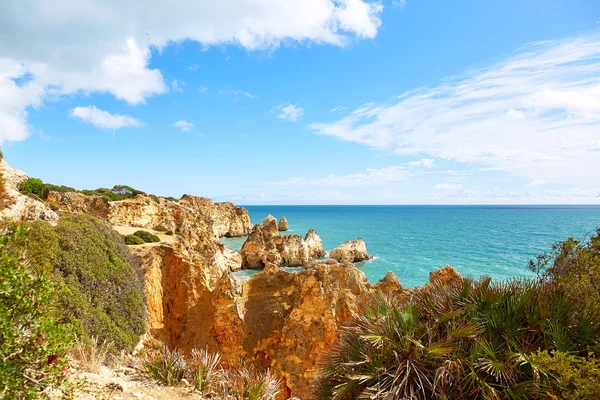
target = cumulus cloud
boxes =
[0,0,383,143]
[310,32,600,187]
[275,104,304,122]
[71,106,143,130]
[173,120,194,132]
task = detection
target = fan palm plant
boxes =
[315,273,591,399]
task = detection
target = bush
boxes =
[316,276,596,399]
[23,214,146,352]
[0,225,74,399]
[18,177,44,197]
[134,230,160,243]
[530,228,600,336]
[153,225,168,232]
[81,185,146,201]
[41,184,77,200]
[124,234,145,245]
[531,350,600,400]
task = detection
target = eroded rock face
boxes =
[277,217,288,231]
[0,160,58,224]
[429,265,462,286]
[304,229,326,259]
[48,192,252,240]
[47,191,111,220]
[263,214,277,231]
[240,225,325,269]
[329,238,373,263]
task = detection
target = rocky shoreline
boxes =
[0,159,458,398]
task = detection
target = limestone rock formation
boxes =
[47,191,110,220]
[240,225,326,269]
[429,265,462,286]
[329,238,373,263]
[277,216,288,231]
[304,228,326,259]
[263,214,278,234]
[0,160,58,224]
[47,191,252,240]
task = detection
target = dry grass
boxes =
[71,336,114,373]
[137,346,282,399]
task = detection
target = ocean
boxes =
[220,205,600,287]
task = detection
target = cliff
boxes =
[0,160,448,398]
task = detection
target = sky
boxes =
[1,0,600,205]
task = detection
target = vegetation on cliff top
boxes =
[316,229,600,400]
[0,225,73,399]
[18,175,147,202]
[21,213,146,352]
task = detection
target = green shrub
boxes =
[531,350,600,400]
[23,214,146,352]
[153,225,168,232]
[134,230,160,243]
[80,185,146,201]
[530,228,600,336]
[0,225,74,399]
[316,277,596,399]
[41,184,77,200]
[124,234,145,245]
[18,177,44,197]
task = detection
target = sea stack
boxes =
[278,216,288,231]
[329,238,373,263]
[263,214,278,234]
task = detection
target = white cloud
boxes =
[275,104,304,122]
[171,80,184,92]
[71,106,143,130]
[435,183,463,190]
[393,0,407,9]
[310,32,600,187]
[274,159,432,187]
[219,86,256,99]
[198,86,208,94]
[0,0,382,144]
[408,158,434,168]
[330,106,347,112]
[173,120,194,132]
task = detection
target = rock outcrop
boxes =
[329,238,373,263]
[240,225,326,269]
[263,214,277,232]
[0,160,58,224]
[304,228,326,259]
[137,254,404,398]
[429,265,462,286]
[47,192,252,240]
[277,217,288,231]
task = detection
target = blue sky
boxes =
[1,0,600,204]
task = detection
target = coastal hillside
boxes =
[2,157,600,399]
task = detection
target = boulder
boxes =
[329,238,373,263]
[240,225,326,269]
[277,217,288,231]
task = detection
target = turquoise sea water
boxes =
[220,205,600,287]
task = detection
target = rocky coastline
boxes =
[0,159,458,398]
